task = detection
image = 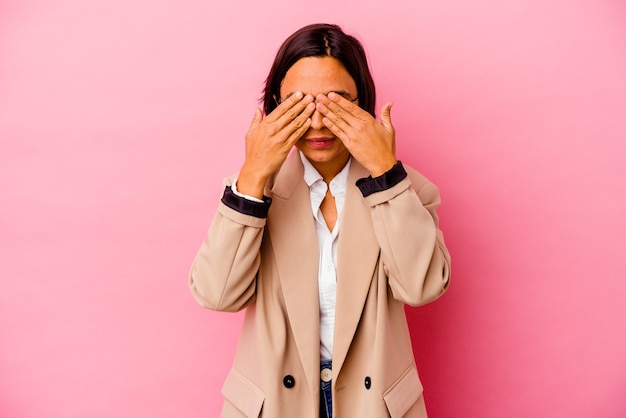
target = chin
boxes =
[302,149,336,161]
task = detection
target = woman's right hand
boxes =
[236,91,315,198]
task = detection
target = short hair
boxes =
[262,23,376,117]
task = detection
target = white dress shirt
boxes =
[300,152,350,361]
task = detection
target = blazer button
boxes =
[283,375,295,389]
[364,376,371,390]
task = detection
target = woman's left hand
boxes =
[315,92,397,177]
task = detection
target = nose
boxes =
[310,106,324,130]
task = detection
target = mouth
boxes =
[305,136,335,149]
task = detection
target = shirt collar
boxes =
[299,152,351,198]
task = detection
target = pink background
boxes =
[1,0,625,416]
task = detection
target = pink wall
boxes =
[1,0,625,416]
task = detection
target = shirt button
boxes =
[364,376,371,390]
[283,375,295,389]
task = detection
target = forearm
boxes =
[189,186,271,312]
[360,166,451,306]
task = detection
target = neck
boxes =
[311,155,350,184]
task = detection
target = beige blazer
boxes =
[189,151,451,417]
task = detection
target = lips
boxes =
[305,136,335,149]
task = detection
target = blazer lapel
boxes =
[332,160,380,376]
[266,151,321,395]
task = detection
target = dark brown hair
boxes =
[262,23,376,117]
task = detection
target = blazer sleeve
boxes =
[188,178,269,312]
[360,165,451,306]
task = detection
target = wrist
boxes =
[237,165,269,199]
[367,157,398,178]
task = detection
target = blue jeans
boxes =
[320,360,332,418]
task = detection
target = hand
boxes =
[237,92,315,198]
[315,92,397,177]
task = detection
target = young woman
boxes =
[189,23,451,418]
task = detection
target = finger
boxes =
[282,93,315,122]
[380,102,394,132]
[268,92,313,124]
[249,107,263,129]
[265,91,303,122]
[284,101,315,139]
[326,92,364,117]
[316,100,354,136]
[318,93,372,130]
[284,116,312,146]
[321,115,351,146]
[316,94,350,122]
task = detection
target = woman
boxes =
[189,23,451,418]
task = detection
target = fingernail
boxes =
[295,91,303,99]
[328,92,337,100]
[305,94,314,102]
[306,102,315,110]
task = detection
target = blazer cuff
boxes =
[221,186,272,218]
[356,161,407,197]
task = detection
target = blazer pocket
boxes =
[383,365,424,418]
[221,368,265,418]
